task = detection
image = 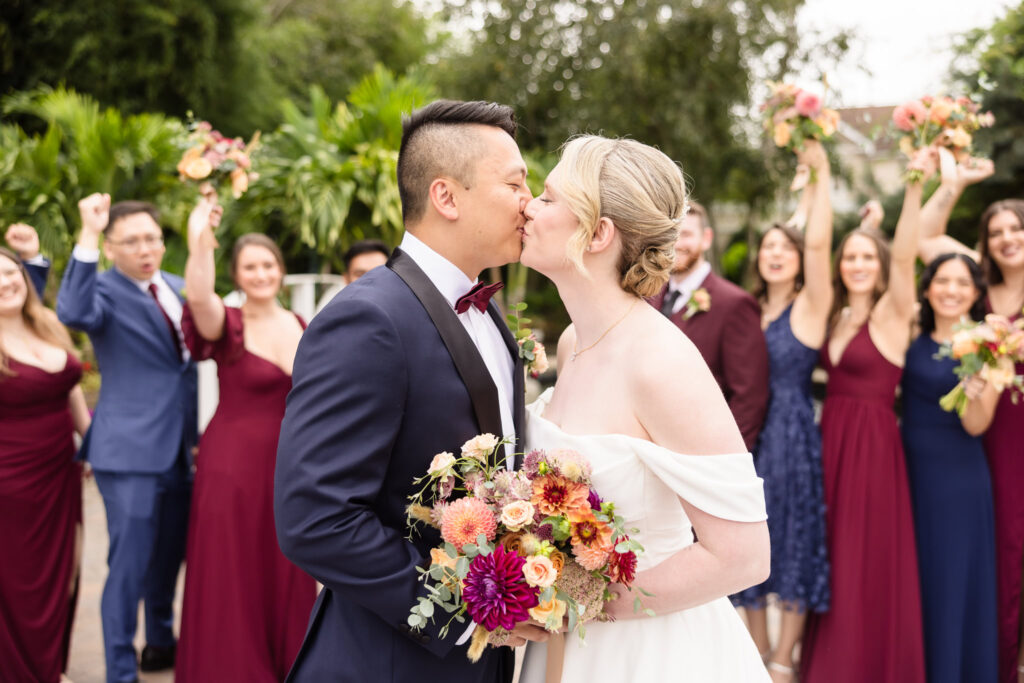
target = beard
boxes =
[670,249,702,276]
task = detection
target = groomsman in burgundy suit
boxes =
[650,201,769,451]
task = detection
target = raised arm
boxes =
[56,194,111,332]
[883,152,933,323]
[918,152,990,264]
[793,140,834,337]
[183,196,226,341]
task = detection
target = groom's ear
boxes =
[589,216,617,253]
[428,177,459,221]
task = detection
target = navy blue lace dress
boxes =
[732,304,830,612]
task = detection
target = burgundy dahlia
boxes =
[462,544,540,631]
[607,543,638,587]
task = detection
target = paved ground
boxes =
[66,478,177,683]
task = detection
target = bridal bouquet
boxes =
[761,81,840,153]
[176,118,260,198]
[936,314,1024,415]
[892,95,995,183]
[406,435,648,661]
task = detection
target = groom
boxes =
[274,100,547,682]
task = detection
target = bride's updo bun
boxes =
[557,135,687,298]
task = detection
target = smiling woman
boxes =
[174,196,317,681]
[0,246,90,682]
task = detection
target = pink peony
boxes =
[795,90,822,118]
[893,100,929,132]
[441,497,497,551]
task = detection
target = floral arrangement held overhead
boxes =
[176,119,260,199]
[892,95,995,183]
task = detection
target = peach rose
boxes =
[178,148,213,180]
[500,500,535,531]
[430,547,457,571]
[981,357,1017,392]
[815,108,840,137]
[948,127,972,149]
[528,596,567,629]
[461,433,500,462]
[950,330,979,359]
[230,168,249,198]
[428,451,456,477]
[929,97,955,125]
[531,341,550,375]
[522,555,557,588]
[773,121,792,147]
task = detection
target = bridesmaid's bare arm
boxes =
[69,385,91,438]
[183,196,226,342]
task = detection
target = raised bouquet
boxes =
[892,95,995,183]
[936,314,1024,415]
[176,118,259,198]
[762,81,840,154]
[405,434,648,661]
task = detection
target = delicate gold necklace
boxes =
[571,299,639,362]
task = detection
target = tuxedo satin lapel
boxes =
[487,302,526,464]
[388,249,504,439]
[109,268,180,362]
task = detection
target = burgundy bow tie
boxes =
[455,281,504,314]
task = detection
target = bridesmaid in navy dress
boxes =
[732,140,831,681]
[175,198,316,682]
[0,246,91,682]
[901,253,998,682]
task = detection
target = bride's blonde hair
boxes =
[556,136,686,297]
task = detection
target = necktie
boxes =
[455,281,504,314]
[148,283,183,361]
[660,287,682,317]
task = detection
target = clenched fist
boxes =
[4,223,40,259]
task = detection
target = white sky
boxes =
[796,0,1013,107]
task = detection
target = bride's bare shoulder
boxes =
[628,307,746,454]
[556,323,576,367]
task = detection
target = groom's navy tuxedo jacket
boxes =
[275,249,524,683]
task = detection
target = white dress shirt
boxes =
[71,245,190,361]
[399,233,516,460]
[665,260,711,315]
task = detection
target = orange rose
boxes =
[528,597,567,629]
[950,329,979,359]
[178,148,213,180]
[230,168,249,198]
[773,121,792,147]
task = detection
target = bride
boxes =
[517,136,771,682]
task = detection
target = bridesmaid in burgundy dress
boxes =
[0,246,91,682]
[800,165,931,682]
[175,198,316,682]
[920,163,1024,682]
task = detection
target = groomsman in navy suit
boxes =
[275,100,549,683]
[57,193,196,683]
[650,201,769,451]
[5,223,50,296]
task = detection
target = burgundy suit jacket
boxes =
[649,271,769,451]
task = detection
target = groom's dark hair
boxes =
[398,100,518,225]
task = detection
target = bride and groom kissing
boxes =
[273,99,771,682]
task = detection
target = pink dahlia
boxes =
[441,497,497,552]
[462,544,540,631]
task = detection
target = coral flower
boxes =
[531,475,591,517]
[462,544,540,631]
[568,510,613,571]
[441,497,497,552]
[795,90,822,117]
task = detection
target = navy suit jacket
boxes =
[56,258,198,473]
[275,249,523,683]
[24,258,49,298]
[649,271,769,451]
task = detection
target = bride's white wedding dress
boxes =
[519,389,770,683]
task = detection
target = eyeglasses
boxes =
[107,235,164,252]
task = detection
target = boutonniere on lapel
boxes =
[681,288,711,321]
[506,301,550,378]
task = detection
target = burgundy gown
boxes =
[175,306,317,682]
[984,304,1024,683]
[801,325,926,682]
[0,353,83,683]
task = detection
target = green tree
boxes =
[948,1,1024,243]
